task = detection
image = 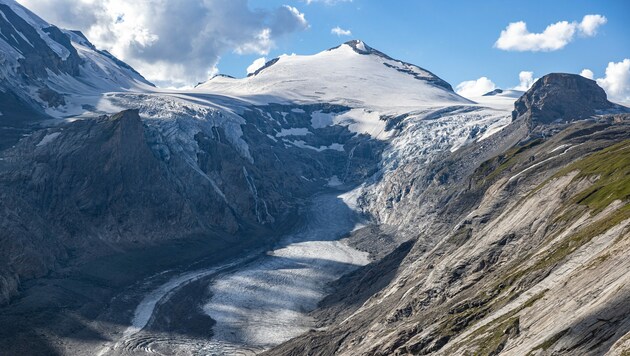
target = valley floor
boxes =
[0,192,368,356]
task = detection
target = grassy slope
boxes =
[443,139,630,355]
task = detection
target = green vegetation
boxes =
[475,139,543,185]
[537,204,628,269]
[448,290,548,355]
[465,140,630,354]
[521,290,548,309]
[472,317,519,356]
[441,140,629,355]
[586,251,613,269]
[509,140,630,286]
[558,140,630,214]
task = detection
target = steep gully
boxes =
[96,193,369,355]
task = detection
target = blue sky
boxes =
[223,0,630,90]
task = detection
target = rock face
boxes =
[265,75,630,356]
[512,73,616,125]
[483,88,503,96]
[266,106,630,356]
[0,1,151,102]
[0,102,388,305]
[0,110,228,294]
[0,0,153,150]
[0,3,81,80]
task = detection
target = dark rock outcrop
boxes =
[512,73,617,125]
[0,103,387,305]
[483,88,504,96]
[0,110,240,304]
[0,4,82,80]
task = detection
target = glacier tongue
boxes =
[201,193,369,354]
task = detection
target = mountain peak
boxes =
[343,39,372,53]
[512,73,621,125]
[328,39,380,56]
[197,40,466,108]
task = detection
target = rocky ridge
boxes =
[512,73,620,125]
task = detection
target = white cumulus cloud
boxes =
[580,69,594,79]
[456,71,540,98]
[495,14,607,52]
[578,14,607,36]
[596,59,630,105]
[246,57,268,74]
[455,77,497,97]
[331,26,352,36]
[513,71,537,91]
[16,0,309,87]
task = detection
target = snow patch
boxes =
[327,175,343,187]
[335,109,389,140]
[311,109,390,140]
[327,143,345,151]
[201,194,369,354]
[276,127,311,137]
[508,145,575,182]
[36,132,60,147]
[550,144,571,153]
[310,111,334,128]
[478,114,511,141]
[285,140,345,152]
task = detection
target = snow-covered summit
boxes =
[332,40,454,91]
[197,40,470,112]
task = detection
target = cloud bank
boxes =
[456,60,630,106]
[495,14,607,52]
[513,71,537,91]
[331,26,352,36]
[595,59,630,104]
[17,0,309,87]
[455,77,497,97]
[247,57,268,74]
[580,69,594,79]
[456,71,537,98]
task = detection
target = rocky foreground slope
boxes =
[267,75,630,355]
